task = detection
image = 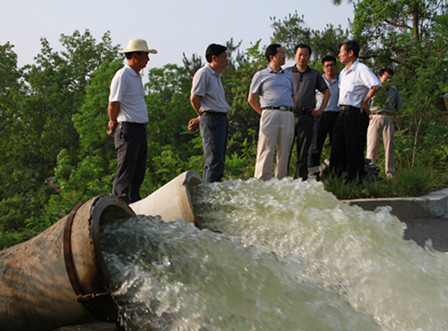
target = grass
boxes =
[322,166,444,200]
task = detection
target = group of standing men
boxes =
[106,38,403,204]
[186,40,403,185]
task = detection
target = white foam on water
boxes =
[101,216,378,330]
[100,178,448,330]
[191,178,448,330]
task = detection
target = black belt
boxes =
[201,111,228,116]
[121,121,146,128]
[339,105,360,111]
[262,106,292,112]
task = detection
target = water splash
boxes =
[101,217,378,330]
[191,178,448,330]
[100,178,448,330]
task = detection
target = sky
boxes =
[0,0,354,69]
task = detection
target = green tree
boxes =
[0,43,31,247]
[271,11,349,63]
[351,0,445,45]
[23,30,119,164]
[48,59,123,217]
[332,0,446,64]
[222,40,265,179]
[333,0,448,176]
[144,63,199,190]
[0,31,120,248]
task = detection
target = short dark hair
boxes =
[205,44,227,63]
[379,68,394,76]
[322,55,337,64]
[265,44,282,62]
[294,43,312,56]
[340,40,360,58]
[125,51,143,60]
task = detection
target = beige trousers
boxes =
[254,109,295,180]
[366,114,395,178]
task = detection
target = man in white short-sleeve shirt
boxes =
[330,40,381,181]
[248,44,295,180]
[107,38,157,203]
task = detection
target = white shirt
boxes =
[109,64,148,123]
[191,65,230,114]
[338,60,381,108]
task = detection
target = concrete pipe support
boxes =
[130,170,202,226]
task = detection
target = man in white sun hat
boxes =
[107,38,157,203]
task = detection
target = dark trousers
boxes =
[292,112,314,180]
[309,111,340,170]
[200,112,228,183]
[330,106,369,181]
[113,122,147,203]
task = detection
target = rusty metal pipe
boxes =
[0,170,203,330]
[0,195,135,330]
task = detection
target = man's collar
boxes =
[206,64,220,76]
[323,74,338,84]
[346,59,360,72]
[267,65,284,73]
[125,64,140,76]
[291,65,310,73]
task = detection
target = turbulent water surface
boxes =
[100,178,448,330]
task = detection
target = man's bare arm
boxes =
[107,101,120,135]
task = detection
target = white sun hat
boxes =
[119,38,158,54]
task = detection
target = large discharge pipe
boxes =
[0,195,135,330]
[0,170,203,330]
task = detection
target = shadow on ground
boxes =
[403,217,448,252]
[346,187,448,253]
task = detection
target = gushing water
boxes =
[101,178,448,330]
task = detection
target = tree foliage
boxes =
[0,30,120,247]
[48,59,123,216]
[352,0,445,44]
[344,1,448,173]
[271,11,349,63]
[1,4,448,249]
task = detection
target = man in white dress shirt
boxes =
[330,40,381,181]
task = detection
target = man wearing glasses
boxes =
[308,56,340,180]
[286,44,330,180]
[248,44,295,180]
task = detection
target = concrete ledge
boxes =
[344,188,448,220]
